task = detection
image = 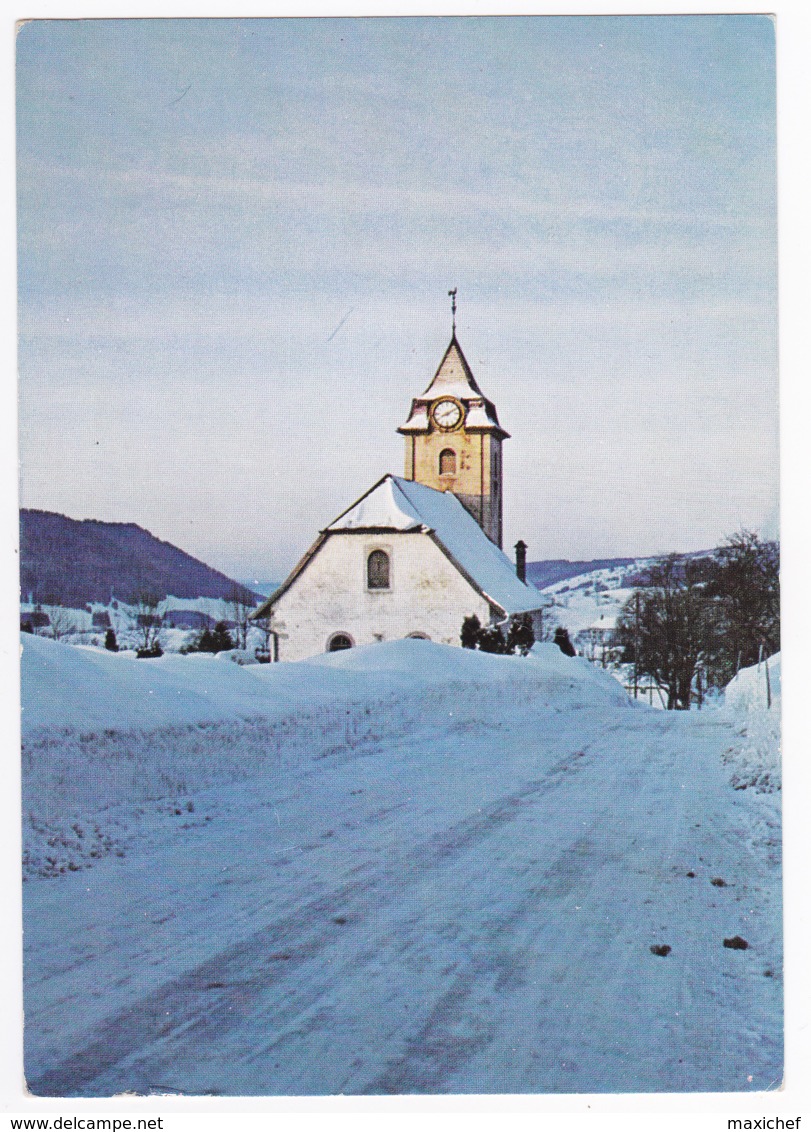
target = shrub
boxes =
[188,622,234,654]
[461,614,482,650]
[507,614,535,656]
[461,614,535,656]
[478,626,508,654]
[135,643,163,659]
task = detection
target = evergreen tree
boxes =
[477,625,508,654]
[194,627,216,653]
[506,614,535,656]
[191,623,234,653]
[104,628,118,652]
[553,626,577,657]
[211,621,234,653]
[460,614,482,649]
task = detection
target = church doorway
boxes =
[327,632,354,652]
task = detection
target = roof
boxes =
[256,475,546,618]
[421,334,484,399]
[585,614,618,632]
[325,475,424,531]
[398,335,508,437]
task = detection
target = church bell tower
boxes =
[398,293,509,547]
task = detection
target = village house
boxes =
[576,613,619,663]
[253,319,546,661]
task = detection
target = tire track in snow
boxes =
[376,714,780,1096]
[27,739,603,1097]
[358,717,721,1094]
[365,835,610,1094]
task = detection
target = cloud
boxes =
[17,16,778,574]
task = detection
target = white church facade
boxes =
[253,324,546,661]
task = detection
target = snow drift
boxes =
[722,654,781,793]
[21,634,631,734]
[724,652,781,713]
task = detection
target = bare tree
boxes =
[703,531,780,686]
[618,533,780,704]
[617,556,710,710]
[130,591,163,656]
[45,604,75,641]
[252,614,277,662]
[108,601,127,640]
[227,584,255,651]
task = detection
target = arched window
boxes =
[367,549,390,590]
[439,448,456,476]
[327,633,354,652]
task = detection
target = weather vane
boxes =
[448,287,458,334]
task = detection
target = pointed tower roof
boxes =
[398,333,508,437]
[421,334,484,400]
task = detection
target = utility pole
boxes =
[762,641,772,709]
[633,590,640,700]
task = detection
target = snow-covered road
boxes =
[22,639,782,1096]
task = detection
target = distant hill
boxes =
[527,551,719,592]
[20,509,261,608]
[238,579,281,598]
[526,558,639,591]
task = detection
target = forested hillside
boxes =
[526,557,639,590]
[20,509,260,607]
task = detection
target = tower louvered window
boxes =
[439,448,456,476]
[367,549,390,590]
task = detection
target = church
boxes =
[253,309,546,661]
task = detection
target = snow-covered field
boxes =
[539,559,654,639]
[21,636,781,1096]
[20,594,266,655]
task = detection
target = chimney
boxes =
[514,540,527,584]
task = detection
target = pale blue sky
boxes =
[17,16,777,578]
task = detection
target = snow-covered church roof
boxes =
[257,476,544,619]
[323,475,545,615]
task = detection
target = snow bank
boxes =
[23,638,783,1094]
[21,635,632,881]
[21,634,337,732]
[724,653,781,713]
[22,634,633,735]
[722,654,781,793]
[318,638,631,705]
[22,624,783,1095]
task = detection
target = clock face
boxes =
[431,397,464,431]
